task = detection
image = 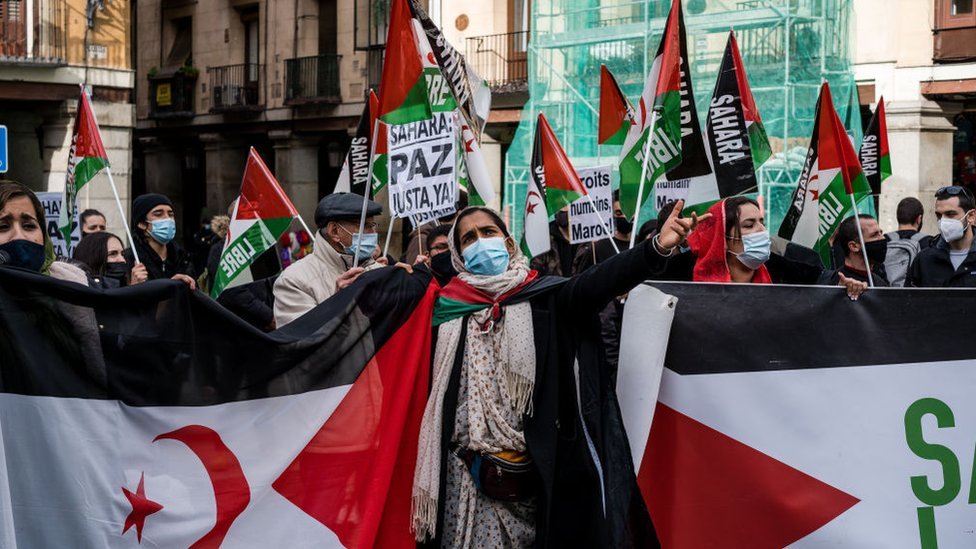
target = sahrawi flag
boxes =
[859,96,892,195]
[728,31,772,169]
[0,263,436,548]
[705,31,769,198]
[335,90,380,196]
[598,64,635,146]
[618,281,976,548]
[60,86,110,248]
[522,113,588,258]
[211,148,300,298]
[619,0,718,220]
[376,0,431,126]
[778,82,872,264]
[408,0,495,205]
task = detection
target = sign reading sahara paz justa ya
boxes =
[568,165,614,244]
[387,112,458,223]
[36,192,81,258]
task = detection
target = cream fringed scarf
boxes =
[411,226,538,542]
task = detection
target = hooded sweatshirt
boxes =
[686,199,772,284]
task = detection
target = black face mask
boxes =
[864,239,888,265]
[614,216,633,235]
[104,261,129,281]
[430,251,457,278]
[0,240,46,272]
[554,211,569,229]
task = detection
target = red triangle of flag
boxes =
[75,88,109,161]
[729,31,763,126]
[818,82,865,194]
[271,283,436,549]
[640,403,859,548]
[376,0,425,121]
[654,0,683,98]
[236,148,299,221]
[537,113,586,196]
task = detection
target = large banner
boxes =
[619,282,976,548]
[0,266,434,548]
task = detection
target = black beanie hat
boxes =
[131,193,173,230]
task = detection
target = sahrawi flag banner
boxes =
[705,31,764,199]
[599,64,635,146]
[860,97,892,195]
[59,87,110,249]
[617,0,683,220]
[0,264,436,548]
[618,282,976,548]
[728,30,772,169]
[211,148,300,298]
[522,113,588,258]
[335,90,379,196]
[778,82,872,265]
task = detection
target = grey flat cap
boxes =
[315,192,383,227]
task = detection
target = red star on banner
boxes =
[122,472,164,543]
[464,137,475,153]
[809,189,820,201]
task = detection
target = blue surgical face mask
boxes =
[731,230,771,270]
[148,218,176,245]
[462,237,511,276]
[0,239,46,272]
[340,226,379,262]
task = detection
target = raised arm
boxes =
[558,199,708,315]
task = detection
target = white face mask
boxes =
[939,213,972,243]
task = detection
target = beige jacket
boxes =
[273,231,381,327]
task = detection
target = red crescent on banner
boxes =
[154,425,251,549]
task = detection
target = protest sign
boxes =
[37,191,80,258]
[387,111,457,222]
[568,165,614,244]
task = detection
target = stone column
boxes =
[271,130,320,229]
[880,99,958,234]
[139,136,183,220]
[201,133,247,215]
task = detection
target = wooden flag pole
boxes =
[105,167,140,264]
[630,109,659,249]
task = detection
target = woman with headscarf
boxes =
[0,180,88,285]
[412,200,707,548]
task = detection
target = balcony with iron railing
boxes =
[285,54,341,105]
[0,0,67,65]
[148,70,197,119]
[466,31,529,94]
[209,63,263,113]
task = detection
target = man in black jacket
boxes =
[123,193,196,288]
[818,214,889,287]
[907,186,976,287]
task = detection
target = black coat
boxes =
[906,236,976,287]
[431,239,666,548]
[657,243,824,284]
[124,236,195,281]
[817,264,890,286]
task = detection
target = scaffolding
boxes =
[503,0,862,236]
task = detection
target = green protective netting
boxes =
[503,0,870,239]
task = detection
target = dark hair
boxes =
[895,197,924,225]
[935,186,975,212]
[72,231,123,276]
[836,214,875,255]
[636,219,657,243]
[80,209,105,226]
[426,223,451,250]
[0,180,46,231]
[656,200,682,231]
[724,196,761,239]
[612,189,620,203]
[451,206,510,251]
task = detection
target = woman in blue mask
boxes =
[687,197,775,283]
[412,204,707,548]
[124,193,195,288]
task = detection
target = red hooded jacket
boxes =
[685,200,772,283]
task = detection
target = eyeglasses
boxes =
[936,186,974,201]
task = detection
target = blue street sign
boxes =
[0,125,7,173]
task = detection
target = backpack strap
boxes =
[888,232,902,242]
[910,232,928,244]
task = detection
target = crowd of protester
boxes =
[3,177,976,546]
